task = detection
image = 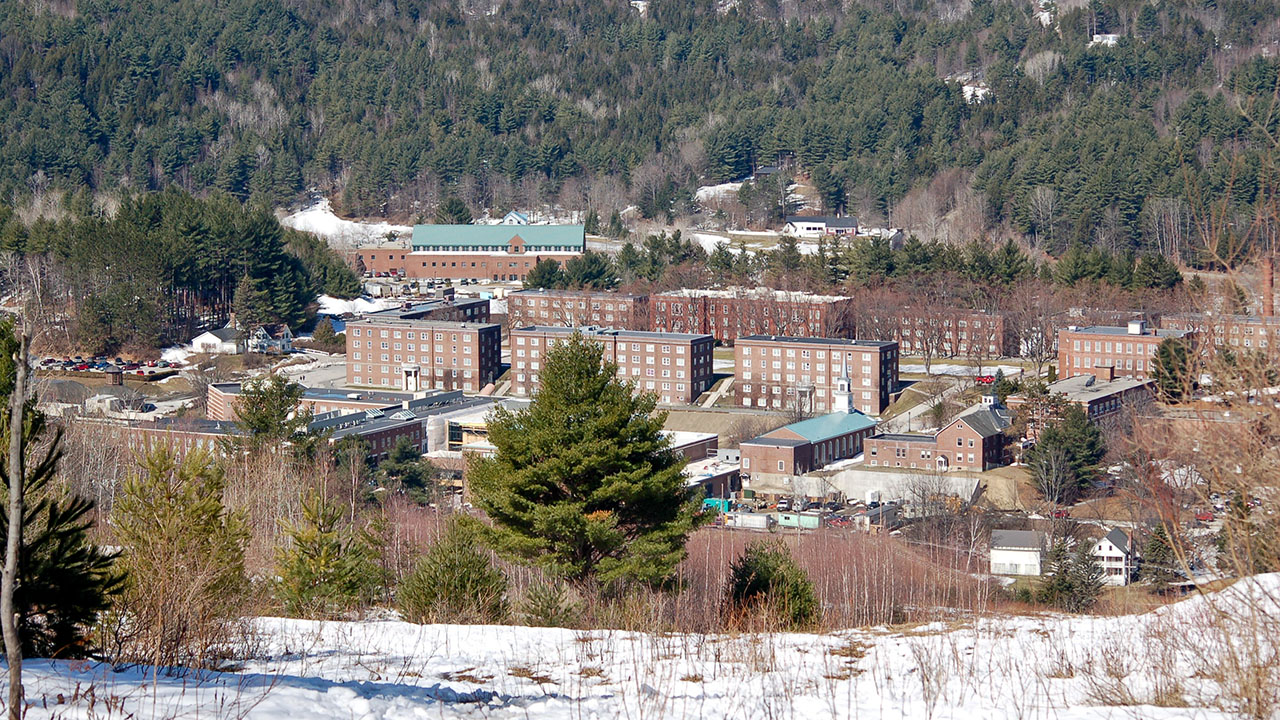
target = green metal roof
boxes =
[411,224,585,251]
[769,411,877,443]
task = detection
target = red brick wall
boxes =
[357,249,580,281]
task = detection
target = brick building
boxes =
[864,397,1012,472]
[346,303,501,392]
[1006,372,1156,441]
[650,289,856,344]
[735,335,899,415]
[1058,321,1191,380]
[509,326,715,404]
[852,308,1012,358]
[356,225,584,282]
[740,396,878,480]
[1160,312,1280,356]
[506,289,650,330]
[208,382,464,422]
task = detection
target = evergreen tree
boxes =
[523,258,567,289]
[1025,405,1105,503]
[1152,337,1192,402]
[112,448,248,667]
[233,373,313,453]
[1065,542,1104,612]
[1140,524,1180,588]
[1036,541,1075,608]
[770,235,804,272]
[434,197,473,224]
[375,437,436,505]
[469,332,703,588]
[0,397,121,658]
[584,209,601,235]
[275,488,382,618]
[992,239,1033,284]
[311,317,342,351]
[724,540,819,630]
[398,520,508,624]
[564,251,618,290]
[233,275,274,329]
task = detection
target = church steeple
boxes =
[833,352,853,414]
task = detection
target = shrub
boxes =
[110,447,248,669]
[519,582,583,628]
[724,540,819,630]
[275,489,383,618]
[398,521,508,624]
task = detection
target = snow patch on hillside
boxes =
[281,198,412,247]
[317,294,399,316]
[694,182,744,203]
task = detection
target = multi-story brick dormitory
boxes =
[208,383,472,422]
[650,289,856,344]
[850,308,1013,359]
[735,335,899,415]
[506,289,650,331]
[509,326,715,404]
[1005,371,1156,442]
[863,396,1012,472]
[345,303,501,392]
[1058,321,1192,381]
[356,224,585,282]
[1160,312,1280,356]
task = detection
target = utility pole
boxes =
[2,332,27,720]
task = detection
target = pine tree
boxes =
[312,317,341,351]
[1036,541,1075,608]
[724,540,819,630]
[1065,542,1104,612]
[1140,524,1180,588]
[469,332,703,588]
[524,258,566,289]
[233,373,313,453]
[1025,405,1105,503]
[434,197,473,224]
[0,403,122,658]
[232,274,274,329]
[376,436,436,505]
[112,447,248,668]
[398,520,508,624]
[1152,337,1191,402]
[563,251,618,290]
[275,489,382,618]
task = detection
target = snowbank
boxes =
[15,577,1280,718]
[694,182,743,203]
[281,197,412,246]
[160,345,193,364]
[317,294,399,316]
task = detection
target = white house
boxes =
[191,327,242,355]
[1089,33,1122,47]
[501,210,529,225]
[247,324,294,354]
[1092,528,1139,585]
[782,215,859,239]
[990,529,1047,576]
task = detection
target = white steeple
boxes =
[833,352,853,414]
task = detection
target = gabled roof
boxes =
[784,215,858,228]
[761,410,877,444]
[196,328,240,342]
[1102,528,1132,555]
[411,224,585,251]
[949,402,1011,438]
[992,529,1046,551]
[258,324,291,339]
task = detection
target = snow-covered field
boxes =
[14,577,1280,719]
[317,294,399,316]
[281,198,412,246]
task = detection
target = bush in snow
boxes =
[398,520,508,625]
[275,488,384,619]
[723,540,819,631]
[519,582,583,628]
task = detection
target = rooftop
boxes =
[764,410,878,443]
[992,529,1046,551]
[1065,324,1190,339]
[411,224,585,250]
[738,335,897,349]
[871,433,935,443]
[784,215,859,228]
[348,298,488,323]
[1038,374,1154,402]
[949,401,1012,438]
[655,288,850,303]
[512,326,713,342]
[741,436,809,448]
[509,288,646,300]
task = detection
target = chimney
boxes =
[1264,258,1274,318]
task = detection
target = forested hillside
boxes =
[1,0,1277,258]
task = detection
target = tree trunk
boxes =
[2,333,26,720]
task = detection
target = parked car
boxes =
[777,497,792,512]
[1051,509,1071,519]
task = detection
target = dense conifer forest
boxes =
[1,0,1277,258]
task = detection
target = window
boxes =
[777,461,784,471]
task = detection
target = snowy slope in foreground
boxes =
[15,575,1280,719]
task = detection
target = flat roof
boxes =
[655,288,850,303]
[738,335,897,349]
[411,224,585,250]
[512,326,713,342]
[213,382,425,405]
[870,433,935,443]
[1040,374,1154,402]
[509,289,646,300]
[1065,325,1189,339]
